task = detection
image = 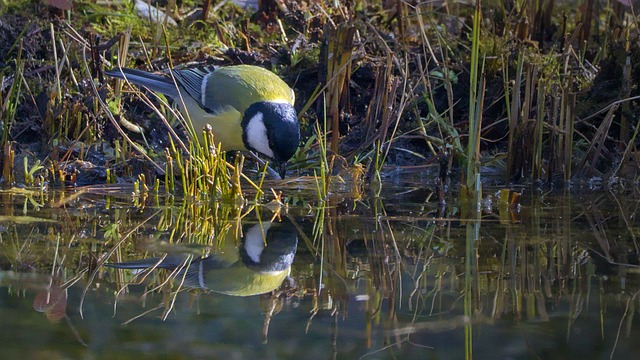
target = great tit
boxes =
[107,221,298,296]
[106,65,300,178]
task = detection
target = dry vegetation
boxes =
[0,0,638,195]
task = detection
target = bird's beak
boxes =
[278,162,287,179]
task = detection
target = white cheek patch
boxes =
[244,222,272,264]
[246,112,275,158]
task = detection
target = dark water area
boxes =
[0,178,639,359]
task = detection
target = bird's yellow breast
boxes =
[180,95,246,151]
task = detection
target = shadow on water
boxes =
[0,180,640,359]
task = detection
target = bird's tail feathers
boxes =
[105,257,164,270]
[105,254,190,270]
[106,68,180,98]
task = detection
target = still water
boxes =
[0,179,639,359]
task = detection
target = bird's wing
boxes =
[173,66,217,112]
[107,255,230,290]
[175,65,295,117]
[201,65,296,113]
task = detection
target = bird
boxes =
[106,221,298,296]
[105,64,300,178]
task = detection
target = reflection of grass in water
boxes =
[298,190,640,356]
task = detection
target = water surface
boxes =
[0,181,639,359]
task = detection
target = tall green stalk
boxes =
[314,95,330,202]
[465,1,483,189]
[507,51,524,180]
[532,79,545,179]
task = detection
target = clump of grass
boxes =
[166,127,243,201]
[0,41,23,147]
[23,156,45,187]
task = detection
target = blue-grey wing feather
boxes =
[173,66,217,111]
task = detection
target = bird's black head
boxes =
[239,221,298,272]
[242,101,300,169]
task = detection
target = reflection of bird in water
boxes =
[107,221,298,296]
